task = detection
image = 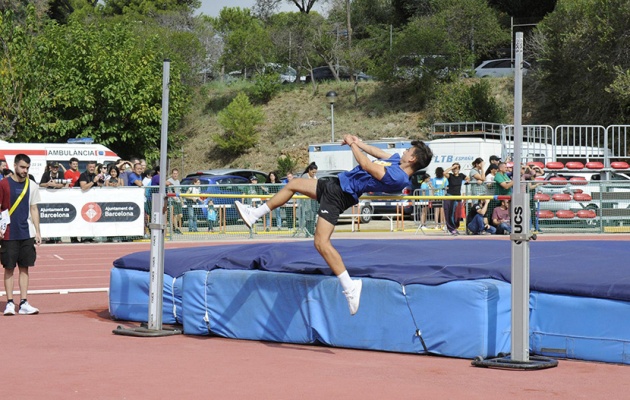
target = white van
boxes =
[424,137,504,176]
[308,139,411,171]
[0,139,119,182]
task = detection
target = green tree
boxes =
[372,0,507,85]
[16,18,188,160]
[0,8,50,139]
[530,0,630,124]
[266,11,322,71]
[214,92,264,154]
[213,7,273,75]
[101,0,200,16]
[431,80,507,123]
[431,0,509,64]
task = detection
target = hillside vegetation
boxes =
[177,77,515,175]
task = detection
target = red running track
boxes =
[1,237,630,399]
[8,241,235,295]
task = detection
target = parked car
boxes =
[300,66,373,83]
[186,169,269,183]
[394,54,456,81]
[263,63,297,84]
[179,174,250,223]
[474,59,531,78]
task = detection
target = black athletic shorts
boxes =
[1,238,37,270]
[316,178,357,225]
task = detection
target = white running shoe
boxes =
[343,279,363,316]
[18,301,39,315]
[235,201,257,229]
[4,302,15,316]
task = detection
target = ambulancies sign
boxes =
[46,148,105,157]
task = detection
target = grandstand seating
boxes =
[573,193,592,202]
[556,210,575,218]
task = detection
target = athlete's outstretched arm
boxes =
[343,135,386,181]
[342,134,391,160]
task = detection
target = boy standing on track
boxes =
[0,154,42,315]
[236,135,432,315]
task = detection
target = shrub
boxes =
[248,73,281,104]
[276,154,298,177]
[431,80,506,123]
[214,92,264,154]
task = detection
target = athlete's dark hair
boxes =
[409,141,433,172]
[14,153,31,165]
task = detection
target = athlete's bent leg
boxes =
[266,178,318,210]
[236,179,318,228]
[313,217,362,315]
[312,217,344,275]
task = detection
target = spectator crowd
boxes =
[418,155,545,236]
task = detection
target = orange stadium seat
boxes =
[527,161,545,169]
[556,210,575,218]
[552,193,572,202]
[549,176,568,185]
[565,161,585,169]
[534,193,551,202]
[586,161,604,169]
[611,161,630,169]
[537,210,554,219]
[546,161,564,170]
[573,193,592,202]
[569,176,588,185]
[577,209,596,218]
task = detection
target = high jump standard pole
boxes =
[472,32,556,369]
[114,60,180,337]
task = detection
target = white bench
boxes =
[338,213,401,232]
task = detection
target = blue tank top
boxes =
[338,154,410,202]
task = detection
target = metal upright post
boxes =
[510,33,529,362]
[113,60,180,337]
[472,33,556,369]
[331,103,335,143]
[326,91,338,142]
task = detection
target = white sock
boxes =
[338,271,354,292]
[251,203,270,219]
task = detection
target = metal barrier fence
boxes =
[132,180,630,241]
[433,122,630,167]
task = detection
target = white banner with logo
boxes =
[38,187,145,237]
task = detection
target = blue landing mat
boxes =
[109,268,182,324]
[180,270,511,358]
[108,239,630,363]
[114,239,630,302]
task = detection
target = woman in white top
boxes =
[186,178,201,232]
[485,164,499,193]
[469,157,486,195]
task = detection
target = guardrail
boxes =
[41,182,629,243]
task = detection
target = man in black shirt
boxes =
[40,162,70,189]
[39,162,68,243]
[78,161,104,190]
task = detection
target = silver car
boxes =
[475,59,530,78]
